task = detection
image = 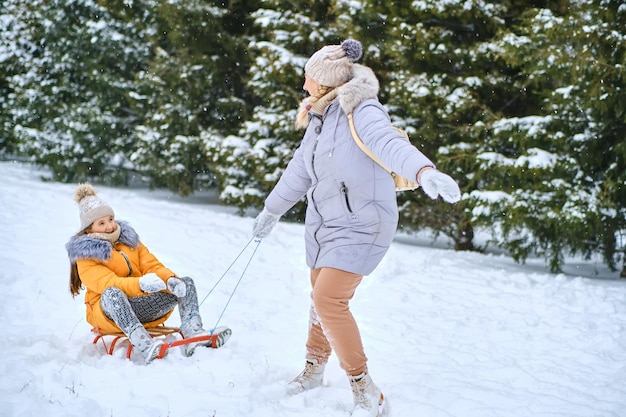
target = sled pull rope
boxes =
[184,236,260,334]
[209,238,261,331]
[198,236,257,308]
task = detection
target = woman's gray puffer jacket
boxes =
[265,64,434,276]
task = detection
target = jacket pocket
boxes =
[340,182,358,221]
[340,182,353,213]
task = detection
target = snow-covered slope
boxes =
[1,161,624,417]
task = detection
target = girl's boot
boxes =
[180,314,232,356]
[129,326,165,364]
[100,286,166,364]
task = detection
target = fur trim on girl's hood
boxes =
[66,220,139,263]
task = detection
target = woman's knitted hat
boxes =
[304,39,363,87]
[74,183,114,230]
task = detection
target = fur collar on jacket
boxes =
[337,64,379,114]
[66,220,139,263]
[298,64,380,128]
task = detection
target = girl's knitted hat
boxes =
[304,39,363,87]
[74,183,114,230]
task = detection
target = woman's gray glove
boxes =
[420,169,461,203]
[253,208,281,239]
[167,277,187,298]
[139,273,166,293]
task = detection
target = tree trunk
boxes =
[455,221,475,251]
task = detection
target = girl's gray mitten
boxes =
[167,277,187,298]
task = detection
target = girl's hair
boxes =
[69,262,82,297]
[69,228,88,297]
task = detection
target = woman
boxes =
[252,39,461,416]
[66,183,231,364]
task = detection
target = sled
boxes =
[91,325,222,360]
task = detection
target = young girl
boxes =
[66,183,231,364]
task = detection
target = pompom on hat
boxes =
[304,39,363,87]
[74,183,115,230]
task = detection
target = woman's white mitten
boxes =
[167,277,187,298]
[253,208,281,238]
[139,273,166,293]
[420,169,461,203]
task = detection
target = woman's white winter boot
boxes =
[349,372,385,417]
[286,359,326,394]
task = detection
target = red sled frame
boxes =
[91,325,221,360]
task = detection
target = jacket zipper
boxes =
[310,115,324,268]
[340,182,353,213]
[119,250,133,277]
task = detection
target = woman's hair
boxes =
[296,85,334,129]
[310,85,333,103]
[69,228,88,297]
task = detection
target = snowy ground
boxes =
[1,160,625,417]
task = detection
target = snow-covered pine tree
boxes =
[128,0,255,196]
[1,0,151,183]
[556,0,626,277]
[352,0,540,251]
[474,0,626,273]
[0,0,27,157]
[220,0,350,215]
[2,0,623,275]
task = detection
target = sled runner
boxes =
[91,325,223,359]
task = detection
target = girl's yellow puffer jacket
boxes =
[66,220,176,333]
